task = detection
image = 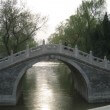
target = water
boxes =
[0,62,109,110]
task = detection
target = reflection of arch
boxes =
[13,54,90,103]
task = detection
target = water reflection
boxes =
[0,62,109,110]
[36,76,53,110]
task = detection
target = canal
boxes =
[0,62,109,110]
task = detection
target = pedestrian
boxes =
[64,41,68,49]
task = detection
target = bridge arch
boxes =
[1,44,110,105]
[13,54,90,103]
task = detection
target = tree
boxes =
[48,0,106,52]
[0,0,47,55]
[90,13,110,58]
[48,22,66,44]
[75,0,106,51]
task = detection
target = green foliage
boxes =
[90,13,110,59]
[48,22,66,44]
[0,0,47,56]
[48,0,109,58]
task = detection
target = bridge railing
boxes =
[44,44,60,53]
[92,57,104,67]
[29,45,43,57]
[60,44,109,70]
[13,50,26,63]
[62,46,75,54]
[45,43,110,70]
[77,49,104,67]
[0,43,110,70]
[78,50,89,60]
[0,56,8,62]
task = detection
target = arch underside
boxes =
[14,54,90,103]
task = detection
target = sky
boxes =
[21,0,110,42]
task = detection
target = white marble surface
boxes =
[89,105,110,110]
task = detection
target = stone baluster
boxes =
[75,45,78,57]
[26,44,29,58]
[104,56,107,69]
[89,50,93,64]
[10,50,13,63]
[59,40,62,53]
[43,39,45,45]
[42,39,45,52]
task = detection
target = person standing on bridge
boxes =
[64,41,68,49]
[64,42,68,46]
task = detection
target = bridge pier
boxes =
[0,63,28,105]
[68,65,88,102]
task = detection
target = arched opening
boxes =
[21,61,89,110]
[14,55,90,107]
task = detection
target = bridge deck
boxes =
[0,44,110,71]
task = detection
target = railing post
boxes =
[59,40,62,53]
[42,39,45,52]
[75,45,78,57]
[10,50,13,63]
[26,44,29,58]
[104,56,107,68]
[89,50,93,64]
[43,39,45,45]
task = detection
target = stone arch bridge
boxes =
[0,42,110,105]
